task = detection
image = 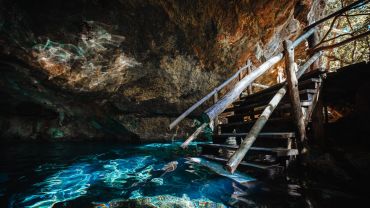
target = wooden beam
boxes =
[284,40,307,152]
[225,87,287,173]
[225,52,322,173]
[181,123,208,149]
[169,61,252,130]
[204,53,284,122]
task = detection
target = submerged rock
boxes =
[107,195,226,208]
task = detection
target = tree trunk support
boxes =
[283,40,307,154]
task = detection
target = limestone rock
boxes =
[0,0,323,141]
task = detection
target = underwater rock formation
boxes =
[0,0,324,141]
[108,195,226,208]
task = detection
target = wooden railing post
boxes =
[213,92,219,126]
[247,60,253,95]
[283,40,307,153]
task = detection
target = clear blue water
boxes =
[0,142,364,208]
[0,142,241,207]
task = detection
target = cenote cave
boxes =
[0,0,370,207]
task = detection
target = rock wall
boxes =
[0,0,323,142]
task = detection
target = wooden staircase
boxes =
[198,71,325,175]
[167,1,366,177]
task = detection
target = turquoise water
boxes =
[1,142,241,207]
[1,142,364,208]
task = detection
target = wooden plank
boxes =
[219,117,291,128]
[201,155,280,170]
[235,85,319,107]
[186,157,256,184]
[231,64,321,106]
[199,144,298,157]
[239,101,311,117]
[215,132,295,139]
[225,99,312,115]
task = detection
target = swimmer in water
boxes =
[122,161,179,198]
[161,161,178,173]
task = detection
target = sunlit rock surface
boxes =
[0,0,323,141]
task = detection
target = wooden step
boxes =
[228,89,316,112]
[225,100,312,121]
[201,154,281,170]
[235,78,321,104]
[219,117,293,133]
[213,132,295,147]
[214,132,295,139]
[220,117,289,127]
[199,143,298,157]
[225,99,311,115]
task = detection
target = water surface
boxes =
[0,142,364,207]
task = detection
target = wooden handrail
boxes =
[203,54,284,123]
[203,28,315,123]
[225,52,323,173]
[168,61,252,130]
[171,24,317,131]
